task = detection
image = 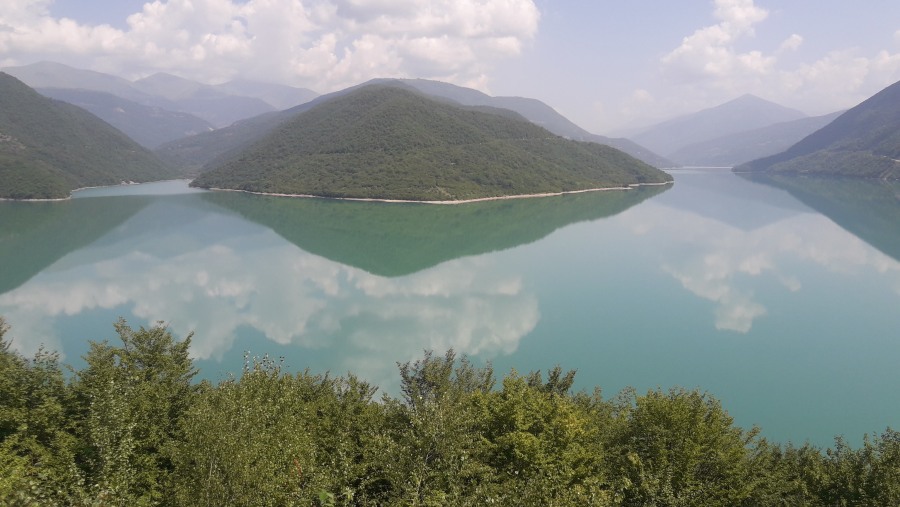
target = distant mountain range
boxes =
[36,88,214,149]
[0,72,176,199]
[2,61,318,128]
[631,94,809,160]
[192,83,672,201]
[736,79,900,179]
[668,112,843,167]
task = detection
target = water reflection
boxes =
[635,170,900,333]
[2,177,899,445]
[0,197,150,294]
[202,185,668,276]
[742,174,900,262]
[0,184,663,387]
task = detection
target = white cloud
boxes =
[661,0,771,84]
[777,33,803,53]
[0,0,539,92]
[650,0,900,120]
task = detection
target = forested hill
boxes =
[191,84,672,201]
[0,73,176,199]
[735,79,900,178]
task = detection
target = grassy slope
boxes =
[192,85,671,201]
[0,73,176,199]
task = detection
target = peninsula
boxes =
[190,84,672,201]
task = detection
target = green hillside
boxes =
[736,79,900,178]
[192,84,671,200]
[0,73,177,199]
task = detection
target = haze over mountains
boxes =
[631,95,808,162]
[737,79,900,179]
[669,112,844,167]
[35,88,215,149]
[0,73,176,199]
[2,61,318,128]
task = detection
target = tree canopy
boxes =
[1,317,898,506]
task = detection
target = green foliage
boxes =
[607,387,760,506]
[192,84,671,200]
[72,319,198,505]
[0,72,177,199]
[2,316,899,506]
[474,368,613,505]
[0,317,82,506]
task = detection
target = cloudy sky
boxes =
[2,0,899,133]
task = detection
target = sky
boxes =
[1,0,899,134]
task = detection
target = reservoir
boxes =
[1,169,898,447]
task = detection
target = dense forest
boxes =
[1,317,897,506]
[192,85,671,201]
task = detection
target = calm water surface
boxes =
[1,171,898,447]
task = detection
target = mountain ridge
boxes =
[0,72,177,199]
[2,61,319,128]
[191,83,672,201]
[631,94,808,157]
[735,79,900,178]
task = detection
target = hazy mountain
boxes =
[192,83,671,201]
[214,79,318,110]
[36,88,214,149]
[631,94,808,157]
[132,73,276,127]
[0,73,176,199]
[736,79,900,178]
[388,79,673,168]
[2,61,149,102]
[668,111,843,167]
[155,109,299,173]
[2,62,317,129]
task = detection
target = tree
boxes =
[0,317,81,505]
[608,387,760,507]
[375,350,495,505]
[72,319,198,505]
[474,368,615,505]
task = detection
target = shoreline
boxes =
[0,179,194,202]
[202,180,674,205]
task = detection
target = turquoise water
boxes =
[1,171,898,447]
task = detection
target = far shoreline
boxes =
[198,180,674,205]
[0,179,195,202]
